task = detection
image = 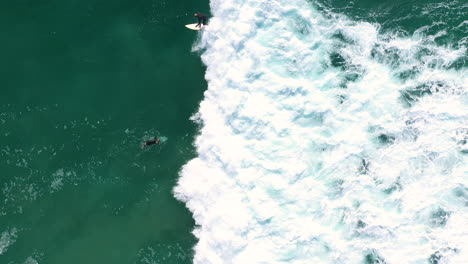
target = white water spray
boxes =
[176,0,468,263]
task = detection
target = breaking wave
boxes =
[175,0,468,263]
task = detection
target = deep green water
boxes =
[0,0,208,263]
[1,0,466,263]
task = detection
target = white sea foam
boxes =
[0,228,18,255]
[24,256,39,264]
[175,0,468,263]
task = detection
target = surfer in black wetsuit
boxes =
[194,13,207,27]
[141,137,160,149]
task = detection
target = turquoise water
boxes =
[1,0,208,263]
[1,0,467,263]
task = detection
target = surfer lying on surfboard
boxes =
[194,13,207,28]
[141,137,160,149]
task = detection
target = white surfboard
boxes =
[185,23,205,31]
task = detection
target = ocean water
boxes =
[175,0,467,263]
[2,0,467,263]
[0,0,208,263]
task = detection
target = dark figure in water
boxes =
[194,13,207,27]
[141,137,160,149]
